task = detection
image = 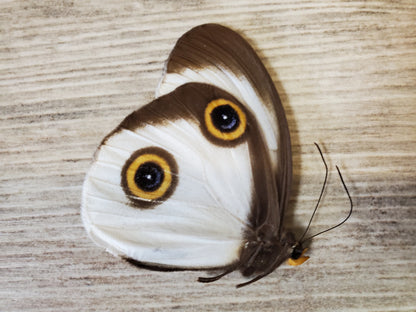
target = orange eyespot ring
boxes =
[122,148,176,202]
[204,99,247,141]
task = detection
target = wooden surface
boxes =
[1,1,415,311]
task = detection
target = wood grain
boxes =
[1,1,415,311]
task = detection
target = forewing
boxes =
[158,24,292,229]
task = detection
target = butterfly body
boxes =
[82,24,299,285]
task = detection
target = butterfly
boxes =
[81,24,352,287]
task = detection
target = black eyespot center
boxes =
[210,104,240,133]
[134,161,164,192]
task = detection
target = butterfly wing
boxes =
[82,24,292,271]
[157,24,292,231]
[82,83,268,268]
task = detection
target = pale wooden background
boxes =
[1,1,415,311]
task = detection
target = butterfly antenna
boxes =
[298,143,328,243]
[302,165,353,243]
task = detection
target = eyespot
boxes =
[121,147,177,206]
[204,99,247,141]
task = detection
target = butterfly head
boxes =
[288,242,309,266]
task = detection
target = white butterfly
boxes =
[82,24,312,287]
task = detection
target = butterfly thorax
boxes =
[239,226,296,277]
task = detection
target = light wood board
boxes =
[1,1,415,311]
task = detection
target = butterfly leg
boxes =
[198,266,237,283]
